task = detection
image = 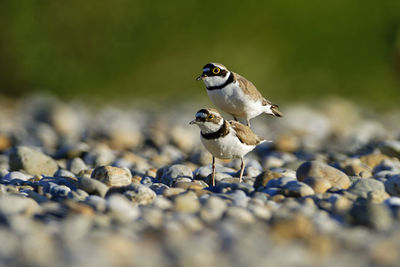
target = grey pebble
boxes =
[296,160,350,189]
[266,176,297,188]
[50,185,71,198]
[91,165,132,187]
[347,178,385,198]
[77,176,109,197]
[54,169,76,179]
[282,181,314,197]
[106,184,156,205]
[9,146,58,176]
[260,187,281,196]
[158,164,193,186]
[67,157,88,175]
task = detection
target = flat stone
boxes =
[303,176,331,193]
[282,181,314,197]
[158,164,193,186]
[259,187,281,196]
[91,166,132,187]
[296,161,350,189]
[9,146,58,176]
[348,178,385,198]
[77,176,109,197]
[106,184,156,205]
[253,170,285,190]
[265,176,297,189]
[67,157,88,175]
[54,169,76,179]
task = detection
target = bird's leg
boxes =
[212,156,216,186]
[239,157,245,183]
[246,119,251,127]
[232,115,238,121]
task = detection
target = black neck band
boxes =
[201,120,230,139]
[206,72,234,90]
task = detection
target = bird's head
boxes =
[189,108,224,134]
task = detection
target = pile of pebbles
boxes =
[1,95,400,266]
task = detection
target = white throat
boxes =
[198,120,224,134]
[203,72,230,88]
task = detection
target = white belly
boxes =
[207,82,264,119]
[201,132,256,159]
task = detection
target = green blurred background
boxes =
[1,0,400,107]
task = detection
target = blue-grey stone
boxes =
[266,176,296,188]
[158,164,193,186]
[348,178,385,198]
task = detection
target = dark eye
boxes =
[208,114,214,119]
[212,67,220,74]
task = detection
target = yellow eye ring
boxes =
[208,114,214,119]
[212,67,220,74]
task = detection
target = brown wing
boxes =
[232,72,264,102]
[229,120,264,146]
[233,72,283,117]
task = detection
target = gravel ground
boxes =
[1,95,400,267]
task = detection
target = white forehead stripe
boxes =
[211,63,225,70]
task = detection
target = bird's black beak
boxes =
[189,119,198,125]
[196,73,206,81]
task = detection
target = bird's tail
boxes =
[270,104,283,117]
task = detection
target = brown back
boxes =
[229,120,264,146]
